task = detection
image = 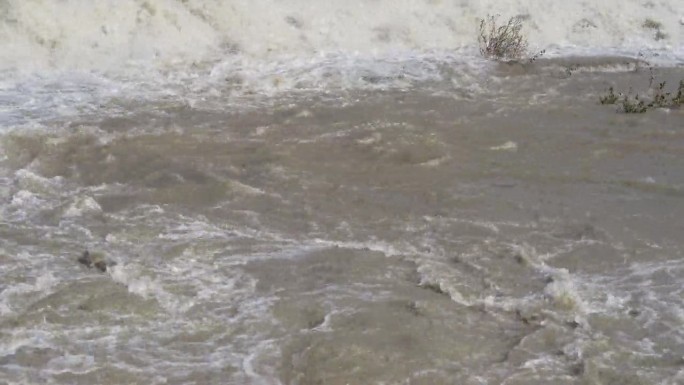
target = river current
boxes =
[1,1,684,384]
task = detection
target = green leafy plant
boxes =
[621,94,648,114]
[648,82,670,108]
[671,80,684,105]
[642,18,667,41]
[600,76,684,113]
[599,87,619,105]
[642,19,662,30]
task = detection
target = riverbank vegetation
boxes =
[477,15,681,114]
[599,80,684,113]
[478,15,544,62]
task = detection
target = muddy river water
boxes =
[1,58,683,384]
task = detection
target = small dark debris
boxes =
[516,309,542,325]
[513,254,525,264]
[628,308,641,317]
[574,18,597,30]
[569,361,585,376]
[94,260,107,273]
[77,250,93,268]
[566,320,581,329]
[307,317,325,329]
[77,250,109,273]
[285,16,302,29]
[362,75,383,84]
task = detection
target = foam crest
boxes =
[0,0,681,75]
[109,263,194,314]
[543,268,589,314]
[0,0,682,122]
[62,196,103,218]
[0,270,58,316]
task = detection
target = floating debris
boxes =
[93,260,107,273]
[77,250,93,268]
[77,250,109,273]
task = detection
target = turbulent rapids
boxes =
[1,1,684,385]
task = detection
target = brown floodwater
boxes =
[1,61,683,384]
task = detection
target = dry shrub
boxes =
[478,15,529,60]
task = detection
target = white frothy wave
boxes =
[109,263,195,314]
[62,196,103,218]
[1,0,682,75]
[0,270,59,316]
[1,1,682,125]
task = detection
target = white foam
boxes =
[109,263,194,314]
[45,353,95,372]
[0,0,680,113]
[490,141,518,151]
[1,0,682,75]
[62,196,102,218]
[0,270,58,316]
[543,268,589,315]
[14,170,62,195]
[9,190,46,210]
[158,220,232,241]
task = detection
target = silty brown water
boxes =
[1,60,683,384]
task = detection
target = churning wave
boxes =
[0,0,683,123]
